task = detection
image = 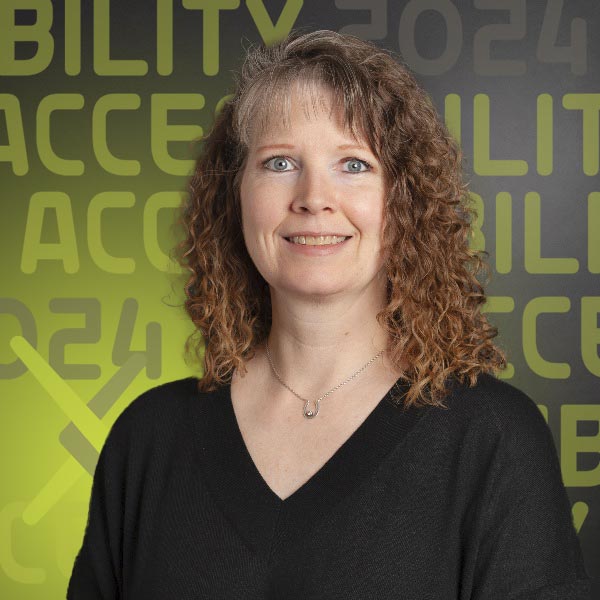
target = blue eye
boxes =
[264,156,293,171]
[262,156,372,173]
[344,158,371,173]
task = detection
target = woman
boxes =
[68,30,590,599]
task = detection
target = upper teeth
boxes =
[289,235,347,245]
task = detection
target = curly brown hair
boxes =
[178,28,506,409]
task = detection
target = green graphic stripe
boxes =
[22,458,82,526]
[9,336,108,451]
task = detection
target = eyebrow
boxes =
[256,143,371,153]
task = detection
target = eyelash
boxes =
[262,155,373,173]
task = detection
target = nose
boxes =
[290,164,337,214]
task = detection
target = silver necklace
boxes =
[265,341,384,419]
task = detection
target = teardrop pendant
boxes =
[303,398,320,419]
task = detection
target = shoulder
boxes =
[442,372,546,432]
[434,373,558,469]
[115,377,199,426]
[441,377,589,597]
[101,377,226,453]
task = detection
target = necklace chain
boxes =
[265,341,384,419]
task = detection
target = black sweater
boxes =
[67,374,591,599]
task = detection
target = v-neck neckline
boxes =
[194,377,428,558]
[224,381,401,504]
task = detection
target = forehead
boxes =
[243,78,368,150]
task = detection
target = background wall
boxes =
[1,1,598,597]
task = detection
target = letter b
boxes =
[0,1,54,76]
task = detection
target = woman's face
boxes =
[239,84,388,302]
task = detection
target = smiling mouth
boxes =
[285,235,351,246]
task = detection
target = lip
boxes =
[282,235,351,256]
[284,232,352,237]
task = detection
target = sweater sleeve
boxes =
[470,390,591,600]
[66,404,133,600]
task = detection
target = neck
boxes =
[257,281,397,400]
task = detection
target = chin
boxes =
[277,279,349,298]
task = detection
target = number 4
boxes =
[537,0,587,75]
[113,298,162,379]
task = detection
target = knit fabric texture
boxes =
[67,374,591,599]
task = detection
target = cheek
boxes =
[241,200,278,244]
[240,188,283,264]
[242,181,287,231]
[349,193,386,237]
[240,181,263,234]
